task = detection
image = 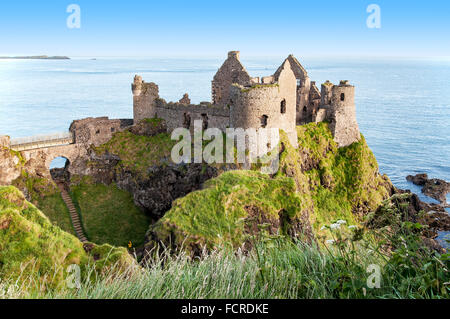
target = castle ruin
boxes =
[132,51,360,148]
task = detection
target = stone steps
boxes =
[56,182,88,243]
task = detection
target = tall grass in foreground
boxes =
[1,238,448,299]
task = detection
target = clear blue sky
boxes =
[0,0,448,58]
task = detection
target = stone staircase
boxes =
[56,183,88,243]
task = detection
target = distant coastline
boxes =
[0,55,70,60]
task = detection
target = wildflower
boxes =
[330,223,341,230]
[336,220,347,225]
[325,239,335,245]
[348,225,357,229]
[320,225,327,230]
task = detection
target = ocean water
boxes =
[0,57,449,207]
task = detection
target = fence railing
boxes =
[10,132,74,151]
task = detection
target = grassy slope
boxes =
[70,179,150,247]
[151,170,302,250]
[9,238,448,299]
[36,193,75,236]
[0,186,136,290]
[95,130,176,177]
[150,123,392,250]
[278,123,391,238]
[11,171,76,236]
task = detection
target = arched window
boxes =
[261,115,268,128]
[280,99,286,114]
[340,93,345,101]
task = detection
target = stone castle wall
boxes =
[132,51,361,149]
[154,99,230,132]
[230,59,298,147]
[69,117,127,147]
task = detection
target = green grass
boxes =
[0,186,137,290]
[36,193,75,236]
[149,123,393,252]
[277,123,392,239]
[150,170,303,251]
[94,131,176,177]
[2,237,448,299]
[70,181,150,248]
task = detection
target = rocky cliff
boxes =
[143,122,394,255]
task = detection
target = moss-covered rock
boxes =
[147,170,303,254]
[279,123,393,238]
[94,130,176,178]
[0,186,137,290]
[146,123,393,253]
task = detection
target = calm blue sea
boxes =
[0,57,449,222]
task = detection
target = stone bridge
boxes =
[8,132,85,178]
[10,132,74,152]
[1,117,131,180]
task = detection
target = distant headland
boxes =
[0,55,70,60]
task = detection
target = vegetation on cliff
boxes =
[94,129,175,177]
[149,170,303,252]
[69,176,150,247]
[148,122,393,251]
[0,186,136,290]
[12,171,75,235]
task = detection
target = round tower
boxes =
[230,59,298,148]
[329,81,360,147]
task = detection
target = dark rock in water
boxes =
[368,190,450,253]
[406,173,428,186]
[422,179,450,205]
[406,173,449,205]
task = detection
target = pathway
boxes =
[56,182,88,243]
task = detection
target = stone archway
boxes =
[49,156,71,182]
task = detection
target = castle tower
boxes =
[230,59,298,148]
[320,80,333,106]
[329,81,360,147]
[132,75,160,123]
[274,55,312,124]
[211,51,253,106]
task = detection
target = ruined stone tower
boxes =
[328,81,360,147]
[132,51,361,149]
[230,59,298,147]
[211,51,254,106]
[132,75,159,122]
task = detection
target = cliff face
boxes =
[144,123,394,255]
[1,120,393,258]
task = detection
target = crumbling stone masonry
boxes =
[131,51,360,148]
